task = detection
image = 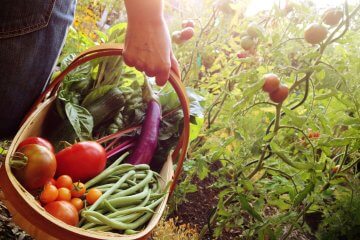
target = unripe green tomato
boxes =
[172,31,184,45]
[247,22,263,38]
[240,35,255,50]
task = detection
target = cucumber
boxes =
[84,88,125,127]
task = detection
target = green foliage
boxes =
[316,180,360,240]
[169,0,360,239]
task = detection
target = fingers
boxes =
[155,64,170,86]
[123,49,178,86]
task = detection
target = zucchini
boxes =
[84,88,125,127]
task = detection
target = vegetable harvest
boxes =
[7,41,203,236]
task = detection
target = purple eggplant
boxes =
[126,79,161,165]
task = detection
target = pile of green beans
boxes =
[79,152,166,234]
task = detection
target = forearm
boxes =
[124,0,164,23]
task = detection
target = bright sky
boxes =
[245,0,358,16]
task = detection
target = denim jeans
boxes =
[0,0,76,137]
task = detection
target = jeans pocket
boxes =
[0,0,56,39]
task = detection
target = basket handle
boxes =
[23,43,189,195]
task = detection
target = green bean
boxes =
[85,153,130,188]
[110,170,153,198]
[105,185,149,208]
[124,229,139,235]
[82,206,154,225]
[89,170,136,211]
[103,200,118,213]
[96,183,131,191]
[82,211,151,230]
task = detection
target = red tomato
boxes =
[70,198,84,211]
[180,27,195,41]
[269,84,289,103]
[182,19,195,28]
[13,144,57,190]
[86,188,103,205]
[57,188,72,201]
[55,141,106,182]
[17,137,55,153]
[262,73,280,93]
[55,175,73,189]
[71,182,86,198]
[44,201,79,226]
[331,165,340,174]
[40,184,58,204]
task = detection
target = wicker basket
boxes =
[0,44,190,240]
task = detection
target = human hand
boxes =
[123,18,179,86]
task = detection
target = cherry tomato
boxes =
[55,141,106,182]
[70,198,84,211]
[247,22,263,38]
[45,178,56,186]
[180,27,195,41]
[331,165,340,174]
[56,175,73,190]
[172,30,184,45]
[71,182,86,198]
[17,137,55,153]
[304,23,328,45]
[86,188,102,205]
[57,188,72,202]
[269,84,289,103]
[237,52,248,59]
[313,132,320,138]
[182,19,195,28]
[240,36,255,50]
[262,73,280,93]
[40,184,58,204]
[45,201,79,226]
[12,144,57,190]
[322,8,343,26]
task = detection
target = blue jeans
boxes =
[0,0,76,137]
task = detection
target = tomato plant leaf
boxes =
[238,193,263,222]
[293,181,315,207]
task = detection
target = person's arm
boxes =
[123,0,179,86]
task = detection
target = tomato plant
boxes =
[168,0,360,239]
